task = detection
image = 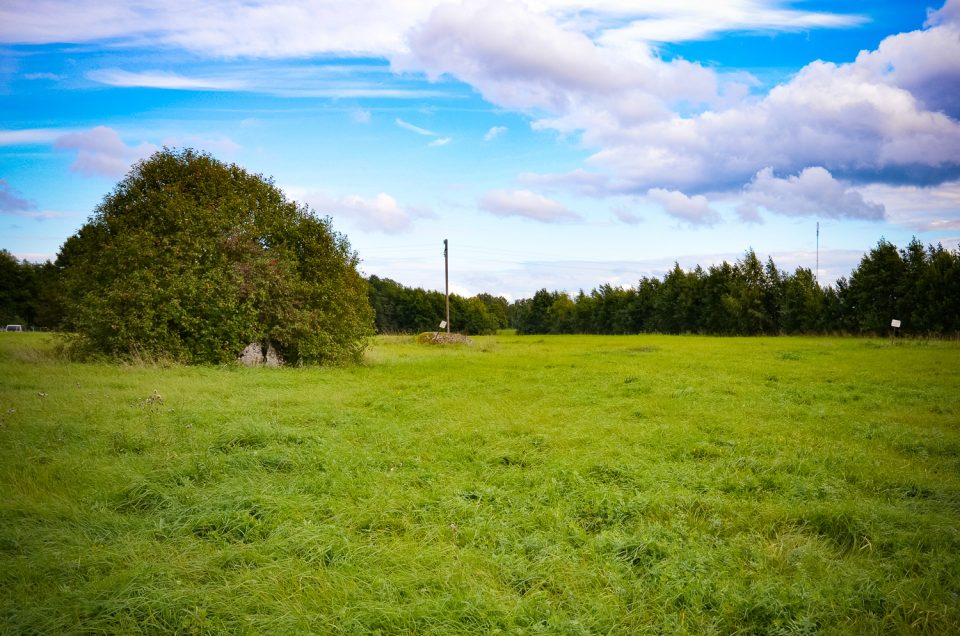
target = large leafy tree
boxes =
[58,148,374,364]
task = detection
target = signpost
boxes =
[891,318,901,338]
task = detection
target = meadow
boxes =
[1,332,958,634]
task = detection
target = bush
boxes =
[58,148,373,364]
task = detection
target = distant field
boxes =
[1,332,958,634]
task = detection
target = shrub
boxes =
[58,148,373,364]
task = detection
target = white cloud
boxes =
[612,205,642,225]
[595,3,865,45]
[739,167,886,221]
[53,126,158,178]
[428,137,452,147]
[0,0,869,60]
[4,0,958,213]
[0,0,437,57]
[646,188,720,226]
[23,72,61,81]
[87,68,245,91]
[395,117,438,136]
[859,180,960,232]
[520,169,613,198]
[0,179,34,213]
[396,0,719,116]
[927,0,960,27]
[307,191,429,234]
[351,109,372,124]
[0,179,64,220]
[86,65,446,99]
[850,14,960,118]
[483,126,507,141]
[389,1,960,199]
[0,128,62,145]
[479,189,580,222]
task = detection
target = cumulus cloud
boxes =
[391,0,960,200]
[927,0,960,27]
[53,126,158,178]
[397,0,719,117]
[525,8,960,195]
[479,189,580,222]
[483,126,507,141]
[738,167,885,221]
[646,188,720,226]
[5,0,959,210]
[309,192,429,234]
[851,11,960,119]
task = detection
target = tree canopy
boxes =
[58,148,373,364]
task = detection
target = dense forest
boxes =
[3,238,959,337]
[510,239,959,336]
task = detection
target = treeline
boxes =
[3,238,958,337]
[367,275,509,335]
[0,249,62,329]
[511,239,960,336]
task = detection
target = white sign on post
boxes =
[891,319,901,328]
[439,320,447,329]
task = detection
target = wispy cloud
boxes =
[0,128,62,145]
[85,65,453,99]
[597,4,866,46]
[87,68,245,91]
[396,117,453,146]
[23,72,62,81]
[0,1,868,58]
[395,118,438,137]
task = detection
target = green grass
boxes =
[1,332,959,634]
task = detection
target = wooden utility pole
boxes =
[444,239,450,333]
[815,222,820,284]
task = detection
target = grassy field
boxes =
[1,332,958,634]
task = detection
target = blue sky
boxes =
[2,0,959,300]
